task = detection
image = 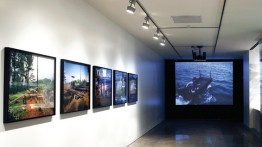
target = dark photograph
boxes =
[113,70,127,105]
[128,73,138,103]
[93,66,112,108]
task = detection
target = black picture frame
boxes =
[128,73,138,103]
[4,47,56,123]
[113,70,127,105]
[60,59,90,114]
[93,66,112,108]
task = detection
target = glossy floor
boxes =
[128,120,262,147]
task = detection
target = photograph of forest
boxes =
[61,60,90,113]
[4,48,55,123]
[128,73,138,103]
[113,70,127,105]
[93,66,112,108]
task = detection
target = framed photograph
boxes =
[113,70,127,105]
[60,59,90,114]
[128,73,138,103]
[93,66,112,108]
[4,47,56,123]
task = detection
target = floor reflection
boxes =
[128,120,262,147]
[175,134,190,144]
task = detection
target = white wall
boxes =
[0,0,165,147]
[243,45,261,133]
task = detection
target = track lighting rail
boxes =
[127,0,182,58]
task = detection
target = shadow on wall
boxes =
[60,110,88,120]
[92,106,110,113]
[127,102,137,106]
[261,105,262,133]
[3,116,52,131]
[113,104,125,109]
[251,109,261,133]
[0,49,4,131]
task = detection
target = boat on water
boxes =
[177,72,212,103]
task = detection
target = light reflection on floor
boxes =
[128,120,262,147]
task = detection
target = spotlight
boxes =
[153,29,160,40]
[142,16,150,29]
[126,0,136,14]
[160,37,166,46]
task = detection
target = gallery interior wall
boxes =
[0,0,165,147]
[243,45,261,133]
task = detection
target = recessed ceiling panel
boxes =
[171,15,202,23]
[140,0,224,28]
[163,28,218,46]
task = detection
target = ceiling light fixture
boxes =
[125,0,182,56]
[126,0,136,14]
[153,29,160,40]
[142,16,150,29]
[160,37,166,46]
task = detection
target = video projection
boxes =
[175,62,233,105]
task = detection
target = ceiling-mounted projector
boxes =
[192,46,206,61]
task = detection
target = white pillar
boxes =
[245,44,261,132]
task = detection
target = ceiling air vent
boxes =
[171,15,202,23]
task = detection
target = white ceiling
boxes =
[85,0,262,59]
